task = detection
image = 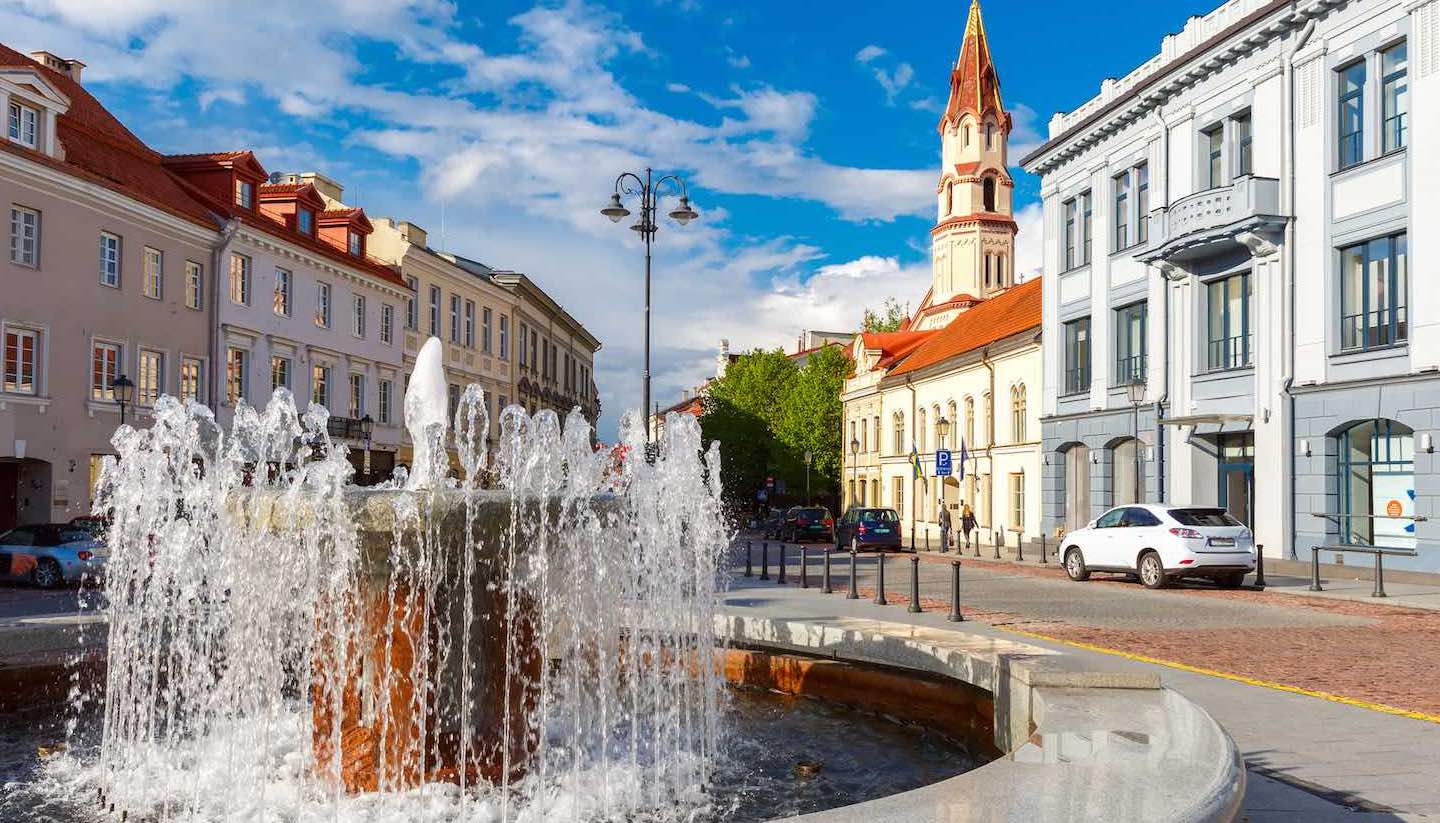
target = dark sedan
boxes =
[783,507,834,543]
[835,507,904,551]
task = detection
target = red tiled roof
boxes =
[940,0,1011,133]
[859,329,937,370]
[889,278,1040,377]
[0,44,217,228]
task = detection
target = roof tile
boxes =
[888,278,1040,377]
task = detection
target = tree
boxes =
[774,345,850,495]
[861,297,908,333]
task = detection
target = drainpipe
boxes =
[906,375,918,549]
[1282,18,1316,561]
[1151,109,1174,504]
[209,218,241,410]
[982,347,996,536]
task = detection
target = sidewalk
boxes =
[724,571,1440,821]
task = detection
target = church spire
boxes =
[940,0,1009,134]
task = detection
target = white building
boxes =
[1022,0,1435,569]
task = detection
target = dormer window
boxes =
[348,230,361,256]
[235,179,254,209]
[7,102,38,149]
[298,209,314,235]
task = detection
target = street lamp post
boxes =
[936,416,951,518]
[599,168,698,450]
[1126,368,1146,503]
[360,414,374,486]
[113,374,134,426]
[804,450,812,503]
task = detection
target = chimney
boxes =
[296,171,345,207]
[30,51,85,83]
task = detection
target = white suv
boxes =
[1060,504,1256,589]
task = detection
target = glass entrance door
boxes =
[1217,433,1255,528]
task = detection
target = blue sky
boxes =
[2,0,1213,440]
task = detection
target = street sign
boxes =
[935,449,953,477]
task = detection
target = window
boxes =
[529,329,538,369]
[1114,302,1147,384]
[271,356,291,391]
[1060,192,1093,267]
[985,122,995,149]
[99,232,120,286]
[981,392,991,447]
[298,209,314,235]
[448,383,460,420]
[1009,473,1025,530]
[315,283,331,328]
[963,397,974,448]
[464,300,476,348]
[10,206,39,266]
[8,102,38,148]
[1337,60,1365,170]
[378,379,392,425]
[380,304,394,345]
[1136,164,1150,244]
[1337,419,1414,548]
[1063,317,1090,394]
[962,124,970,146]
[1203,125,1224,188]
[226,347,248,405]
[982,176,996,212]
[137,349,163,406]
[860,418,868,452]
[499,316,509,359]
[180,358,203,403]
[235,179,254,209]
[142,248,163,299]
[1063,198,1077,268]
[1381,42,1408,154]
[984,253,992,288]
[3,329,38,394]
[353,294,367,338]
[1011,384,1027,443]
[405,276,418,330]
[312,365,330,408]
[892,413,904,455]
[997,254,1007,287]
[1233,113,1252,177]
[92,342,120,401]
[518,322,528,366]
[1206,272,1252,369]
[1112,171,1129,251]
[449,294,460,343]
[893,477,904,513]
[273,268,292,316]
[229,254,251,305]
[1080,191,1092,264]
[348,230,362,256]
[917,407,927,452]
[481,307,492,353]
[185,261,203,309]
[349,373,365,418]
[428,286,441,335]
[1340,233,1407,351]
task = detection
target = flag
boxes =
[958,439,969,480]
[908,442,923,482]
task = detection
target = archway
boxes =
[1060,443,1091,532]
[1334,419,1414,548]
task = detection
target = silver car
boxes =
[0,524,107,588]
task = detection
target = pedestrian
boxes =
[938,503,953,553]
[961,502,977,551]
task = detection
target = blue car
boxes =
[0,524,106,588]
[835,507,904,552]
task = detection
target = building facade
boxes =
[841,1,1043,548]
[494,270,600,426]
[1023,0,1436,569]
[2,47,218,529]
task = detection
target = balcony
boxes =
[327,416,371,441]
[1140,176,1287,271]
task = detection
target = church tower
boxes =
[915,0,1016,331]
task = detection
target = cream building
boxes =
[841,1,1043,549]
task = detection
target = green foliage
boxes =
[861,297,908,333]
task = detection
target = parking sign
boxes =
[935,449,952,477]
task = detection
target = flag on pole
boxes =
[908,442,923,482]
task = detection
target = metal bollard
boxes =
[800,547,809,589]
[744,540,753,578]
[925,530,931,552]
[1040,533,1048,564]
[1308,546,1322,591]
[993,530,1001,560]
[1372,551,1387,598]
[1253,543,1265,588]
[1015,530,1025,562]
[823,549,833,594]
[973,533,981,558]
[873,553,888,606]
[760,542,771,581]
[948,560,964,622]
[908,556,922,613]
[847,550,859,599]
[778,543,787,585]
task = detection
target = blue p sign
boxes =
[936,449,953,477]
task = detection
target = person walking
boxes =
[961,502,977,551]
[938,503,953,553]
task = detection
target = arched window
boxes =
[1111,438,1142,505]
[984,253,993,288]
[893,412,905,455]
[918,407,927,452]
[873,415,880,452]
[1337,420,1415,547]
[998,254,1007,286]
[945,182,954,216]
[932,404,943,449]
[860,418,868,453]
[963,124,971,146]
[1063,444,1092,531]
[985,122,995,149]
[947,400,958,447]
[983,176,996,212]
[1011,384,1027,442]
[981,391,992,446]
[963,396,975,448]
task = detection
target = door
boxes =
[1217,433,1255,528]
[1064,446,1091,532]
[0,463,16,533]
[1090,507,1126,567]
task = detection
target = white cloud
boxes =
[725,48,751,68]
[854,44,886,64]
[197,87,244,110]
[853,43,913,106]
[1012,202,1044,282]
[1007,102,1046,163]
[666,82,690,93]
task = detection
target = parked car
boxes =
[0,524,107,588]
[835,507,904,552]
[760,508,785,539]
[1059,504,1255,589]
[67,515,110,543]
[782,506,834,543]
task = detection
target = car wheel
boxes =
[1215,571,1247,589]
[1138,551,1168,589]
[1063,547,1090,581]
[32,558,63,589]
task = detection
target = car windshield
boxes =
[859,509,899,523]
[795,508,827,520]
[1168,508,1243,527]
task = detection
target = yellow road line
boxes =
[1002,627,1440,725]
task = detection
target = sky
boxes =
[1,0,1215,440]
